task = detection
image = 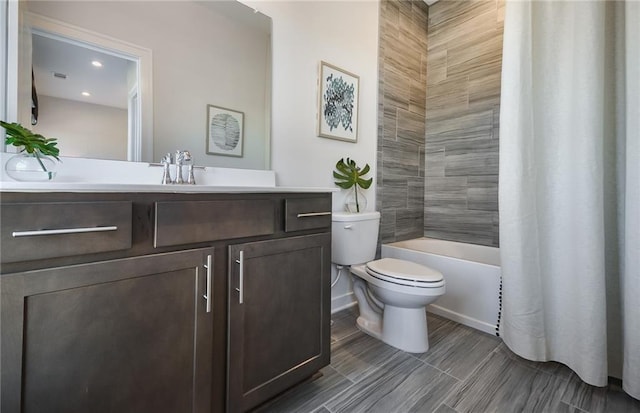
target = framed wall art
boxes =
[317,61,360,143]
[206,104,244,157]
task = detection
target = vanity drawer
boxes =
[1,201,133,263]
[154,199,276,247]
[284,197,332,232]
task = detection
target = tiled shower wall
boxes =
[376,0,429,247]
[424,0,504,247]
[377,0,504,248]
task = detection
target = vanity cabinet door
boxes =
[0,248,215,413]
[227,233,331,413]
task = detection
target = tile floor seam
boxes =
[563,401,590,413]
[443,401,462,413]
[407,351,461,383]
[449,342,501,382]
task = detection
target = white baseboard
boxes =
[427,304,498,336]
[331,292,357,314]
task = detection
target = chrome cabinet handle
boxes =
[12,226,118,237]
[296,212,331,218]
[203,254,212,313]
[235,250,244,304]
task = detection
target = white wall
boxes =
[245,0,380,311]
[32,95,127,160]
[246,1,379,211]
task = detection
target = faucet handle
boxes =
[160,153,173,184]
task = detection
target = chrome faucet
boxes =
[158,150,198,185]
[174,150,185,184]
[160,153,172,184]
[183,151,196,185]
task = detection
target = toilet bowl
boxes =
[331,212,445,353]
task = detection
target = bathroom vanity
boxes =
[0,188,332,413]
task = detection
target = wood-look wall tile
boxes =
[444,136,499,176]
[427,48,448,85]
[397,109,426,145]
[395,208,424,240]
[428,0,496,29]
[380,209,397,244]
[428,6,497,52]
[382,139,421,177]
[425,176,468,209]
[378,0,429,246]
[382,106,398,141]
[467,175,498,211]
[426,109,493,138]
[424,207,496,246]
[468,71,501,108]
[408,177,425,210]
[426,75,470,120]
[426,148,446,177]
[383,66,410,112]
[410,78,427,115]
[424,0,502,247]
[381,175,409,209]
[384,42,422,81]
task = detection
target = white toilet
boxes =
[332,211,445,353]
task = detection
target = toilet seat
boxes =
[366,258,444,288]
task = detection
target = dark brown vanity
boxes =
[0,190,332,413]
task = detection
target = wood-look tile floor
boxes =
[254,308,640,413]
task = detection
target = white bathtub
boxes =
[382,237,501,335]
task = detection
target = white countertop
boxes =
[0,154,336,193]
[0,181,335,193]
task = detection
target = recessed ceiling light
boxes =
[91,60,103,68]
[81,91,91,97]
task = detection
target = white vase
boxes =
[345,186,367,213]
[5,152,58,181]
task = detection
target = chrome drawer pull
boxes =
[236,251,244,304]
[203,254,213,313]
[12,226,118,237]
[296,212,331,218]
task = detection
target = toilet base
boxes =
[355,306,430,354]
[381,305,429,353]
[356,316,382,339]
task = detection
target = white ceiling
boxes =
[32,33,131,109]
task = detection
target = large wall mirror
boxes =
[12,0,272,170]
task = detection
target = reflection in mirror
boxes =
[15,1,272,170]
[31,32,138,161]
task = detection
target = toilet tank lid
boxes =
[332,211,381,222]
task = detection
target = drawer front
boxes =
[284,197,332,232]
[1,201,132,264]
[154,199,276,247]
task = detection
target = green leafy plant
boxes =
[1,121,60,172]
[333,157,372,213]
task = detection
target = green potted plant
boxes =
[1,121,60,181]
[333,157,373,213]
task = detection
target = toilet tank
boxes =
[331,211,381,265]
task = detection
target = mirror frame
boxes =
[8,11,154,162]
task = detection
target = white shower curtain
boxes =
[499,0,639,399]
